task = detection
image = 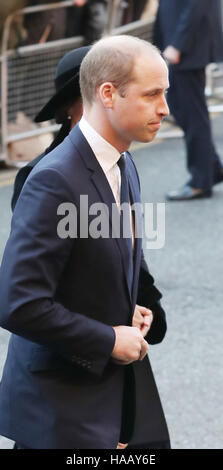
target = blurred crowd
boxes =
[0,1,158,48]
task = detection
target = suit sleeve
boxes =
[137,250,167,344]
[11,152,46,212]
[170,0,208,53]
[0,168,115,377]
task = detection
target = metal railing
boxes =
[0,1,81,163]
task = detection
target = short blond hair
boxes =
[79,35,160,105]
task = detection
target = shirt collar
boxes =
[78,116,121,173]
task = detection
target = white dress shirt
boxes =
[79,116,122,207]
[79,117,134,246]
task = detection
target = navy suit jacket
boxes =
[154,0,223,70]
[0,125,169,448]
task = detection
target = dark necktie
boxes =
[117,153,133,294]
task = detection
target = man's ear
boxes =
[98,82,116,108]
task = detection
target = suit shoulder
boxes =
[30,134,82,179]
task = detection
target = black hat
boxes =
[35,46,90,123]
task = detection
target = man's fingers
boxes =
[138,339,149,361]
[133,306,153,337]
[137,305,153,316]
[143,316,152,326]
[133,307,153,323]
[140,325,150,337]
[112,325,147,364]
[117,442,128,449]
[163,45,181,64]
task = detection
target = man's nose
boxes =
[158,95,169,117]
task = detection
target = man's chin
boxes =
[138,133,157,143]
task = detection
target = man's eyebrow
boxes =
[142,86,169,95]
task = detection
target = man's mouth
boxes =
[148,121,161,130]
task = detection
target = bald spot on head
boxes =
[79,35,162,106]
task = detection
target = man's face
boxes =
[109,53,169,149]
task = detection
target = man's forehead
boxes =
[133,54,169,86]
[134,51,167,73]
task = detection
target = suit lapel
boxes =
[127,162,143,308]
[69,125,134,304]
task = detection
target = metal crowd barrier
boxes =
[0,1,82,163]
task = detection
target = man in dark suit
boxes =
[0,35,170,449]
[154,0,223,200]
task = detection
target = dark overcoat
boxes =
[154,0,223,69]
[0,125,169,448]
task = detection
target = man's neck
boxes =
[83,110,130,154]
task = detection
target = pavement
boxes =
[0,113,223,449]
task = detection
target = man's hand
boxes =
[111,326,149,365]
[117,442,128,449]
[163,45,181,64]
[72,0,87,6]
[132,304,153,337]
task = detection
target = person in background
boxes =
[11,46,90,211]
[154,0,223,200]
[23,0,66,45]
[66,0,108,45]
